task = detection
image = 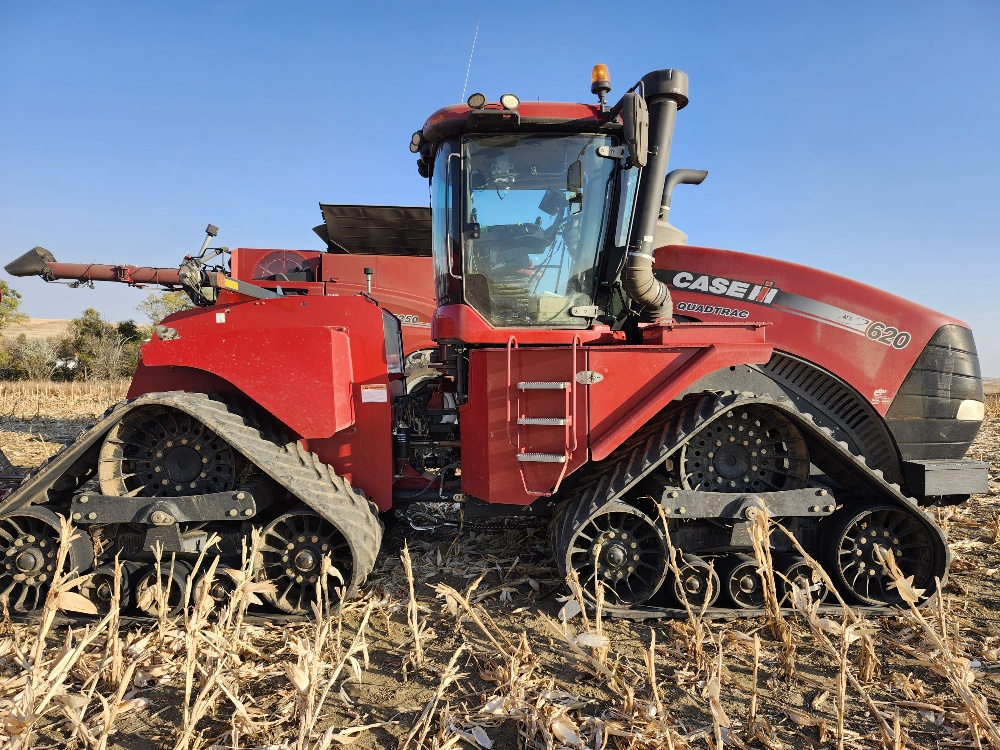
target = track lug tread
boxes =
[551,390,950,617]
[0,391,382,599]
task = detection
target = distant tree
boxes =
[116,320,143,376]
[65,309,144,380]
[137,290,192,326]
[86,330,129,380]
[14,336,57,380]
[117,320,142,342]
[70,308,113,379]
[0,281,30,334]
[70,307,111,342]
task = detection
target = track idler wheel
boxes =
[258,510,355,614]
[672,554,721,609]
[821,503,945,606]
[0,506,93,612]
[99,406,237,498]
[562,501,668,607]
[80,563,133,614]
[680,405,810,493]
[193,566,239,610]
[775,554,828,605]
[135,559,192,617]
[718,553,765,609]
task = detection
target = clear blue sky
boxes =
[2,2,997,374]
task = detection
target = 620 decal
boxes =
[866,321,911,349]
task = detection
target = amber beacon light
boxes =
[591,64,611,108]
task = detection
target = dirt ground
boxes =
[0,384,998,749]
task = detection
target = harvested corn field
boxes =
[1,385,998,749]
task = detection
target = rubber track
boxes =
[0,392,382,598]
[552,391,950,617]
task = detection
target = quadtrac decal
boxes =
[675,301,750,319]
[659,269,911,349]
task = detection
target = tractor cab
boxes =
[424,119,632,331]
[414,67,692,345]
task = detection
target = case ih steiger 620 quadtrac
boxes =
[2,66,988,617]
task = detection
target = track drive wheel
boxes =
[560,500,668,607]
[821,503,946,606]
[680,405,809,493]
[0,506,93,613]
[258,510,355,614]
[99,406,237,497]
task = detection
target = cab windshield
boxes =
[459,134,618,328]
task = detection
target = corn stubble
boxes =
[0,390,998,748]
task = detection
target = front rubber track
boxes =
[552,391,950,615]
[0,391,383,599]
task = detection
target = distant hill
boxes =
[985,378,1000,395]
[2,318,72,340]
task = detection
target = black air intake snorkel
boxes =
[622,69,689,321]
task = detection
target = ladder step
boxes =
[517,417,569,426]
[517,381,570,390]
[517,453,568,463]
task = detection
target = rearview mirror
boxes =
[620,92,649,168]
[567,159,583,193]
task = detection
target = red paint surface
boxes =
[462,346,589,504]
[129,294,396,509]
[460,325,773,505]
[661,246,967,413]
[228,248,437,356]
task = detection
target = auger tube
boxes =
[623,69,689,321]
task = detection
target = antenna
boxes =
[461,13,479,101]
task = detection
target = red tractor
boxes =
[2,66,987,616]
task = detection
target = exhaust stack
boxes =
[623,69,689,321]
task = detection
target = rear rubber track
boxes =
[0,391,382,599]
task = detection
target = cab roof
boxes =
[420,101,619,146]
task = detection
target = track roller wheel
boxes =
[80,563,133,614]
[821,503,945,606]
[680,405,809,493]
[718,553,764,609]
[135,559,192,616]
[0,506,93,613]
[258,510,355,614]
[562,501,668,607]
[672,554,720,609]
[99,406,237,498]
[193,566,238,609]
[774,554,827,605]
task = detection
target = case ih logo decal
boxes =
[660,269,911,349]
[668,271,779,304]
